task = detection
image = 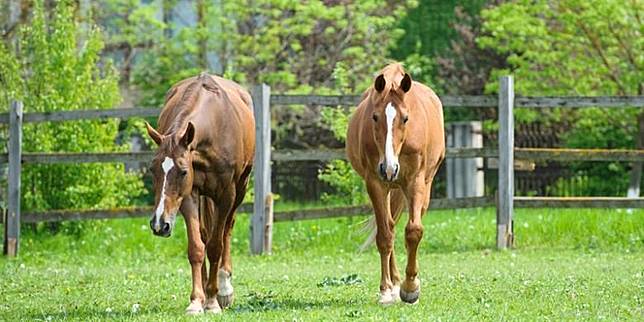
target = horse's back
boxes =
[406,82,445,176]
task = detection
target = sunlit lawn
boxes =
[1,207,642,320]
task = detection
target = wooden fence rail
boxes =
[3,196,643,225]
[0,95,642,125]
[3,76,644,256]
[1,147,643,164]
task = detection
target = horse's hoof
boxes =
[217,269,234,308]
[378,289,397,306]
[400,279,420,304]
[204,298,222,314]
[391,284,401,302]
[217,293,234,309]
[185,300,204,315]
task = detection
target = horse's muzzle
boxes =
[379,162,399,181]
[150,217,172,237]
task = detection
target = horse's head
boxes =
[370,72,412,182]
[145,121,196,237]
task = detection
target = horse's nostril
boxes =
[379,163,386,177]
[162,222,171,234]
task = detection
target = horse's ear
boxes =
[374,74,386,92]
[400,73,412,93]
[180,122,195,146]
[145,122,163,145]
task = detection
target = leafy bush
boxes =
[0,0,145,212]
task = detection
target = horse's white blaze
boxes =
[154,157,175,229]
[384,103,398,177]
[217,269,233,296]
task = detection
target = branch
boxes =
[577,21,627,95]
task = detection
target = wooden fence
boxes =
[2,76,644,256]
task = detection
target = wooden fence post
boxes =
[250,84,272,255]
[497,76,514,249]
[4,100,22,257]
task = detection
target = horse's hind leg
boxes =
[216,211,236,308]
[217,166,252,308]
[389,189,406,301]
[203,190,235,313]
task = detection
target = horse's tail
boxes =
[359,189,406,251]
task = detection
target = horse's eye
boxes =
[372,114,378,122]
[179,169,188,177]
[403,115,409,124]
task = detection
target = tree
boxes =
[0,0,145,212]
[479,0,643,196]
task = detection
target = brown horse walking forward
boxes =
[346,63,445,305]
[145,73,255,314]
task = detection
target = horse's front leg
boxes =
[366,180,396,305]
[400,176,429,304]
[180,194,206,314]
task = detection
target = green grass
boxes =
[1,208,643,321]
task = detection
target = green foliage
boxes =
[318,159,368,205]
[480,0,642,96]
[479,0,643,196]
[0,0,144,211]
[121,0,414,105]
[392,0,489,90]
[317,63,367,205]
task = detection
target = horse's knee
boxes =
[376,230,394,254]
[188,242,205,265]
[405,222,424,246]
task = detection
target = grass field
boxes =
[1,207,643,321]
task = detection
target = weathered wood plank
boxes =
[497,76,514,249]
[274,197,495,222]
[514,197,644,208]
[271,95,361,106]
[2,198,492,224]
[515,148,644,162]
[0,95,640,125]
[441,95,497,107]
[251,84,272,255]
[1,147,641,165]
[7,195,642,225]
[12,204,254,224]
[0,107,161,124]
[516,96,644,108]
[4,101,22,257]
[270,94,497,107]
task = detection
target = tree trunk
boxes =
[196,0,208,70]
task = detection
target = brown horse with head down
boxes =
[347,63,445,305]
[145,73,255,314]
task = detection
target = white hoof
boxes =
[204,297,222,314]
[391,284,401,302]
[217,269,234,308]
[185,300,204,315]
[400,279,421,304]
[378,289,396,306]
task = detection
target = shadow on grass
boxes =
[25,307,140,321]
[232,292,369,314]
